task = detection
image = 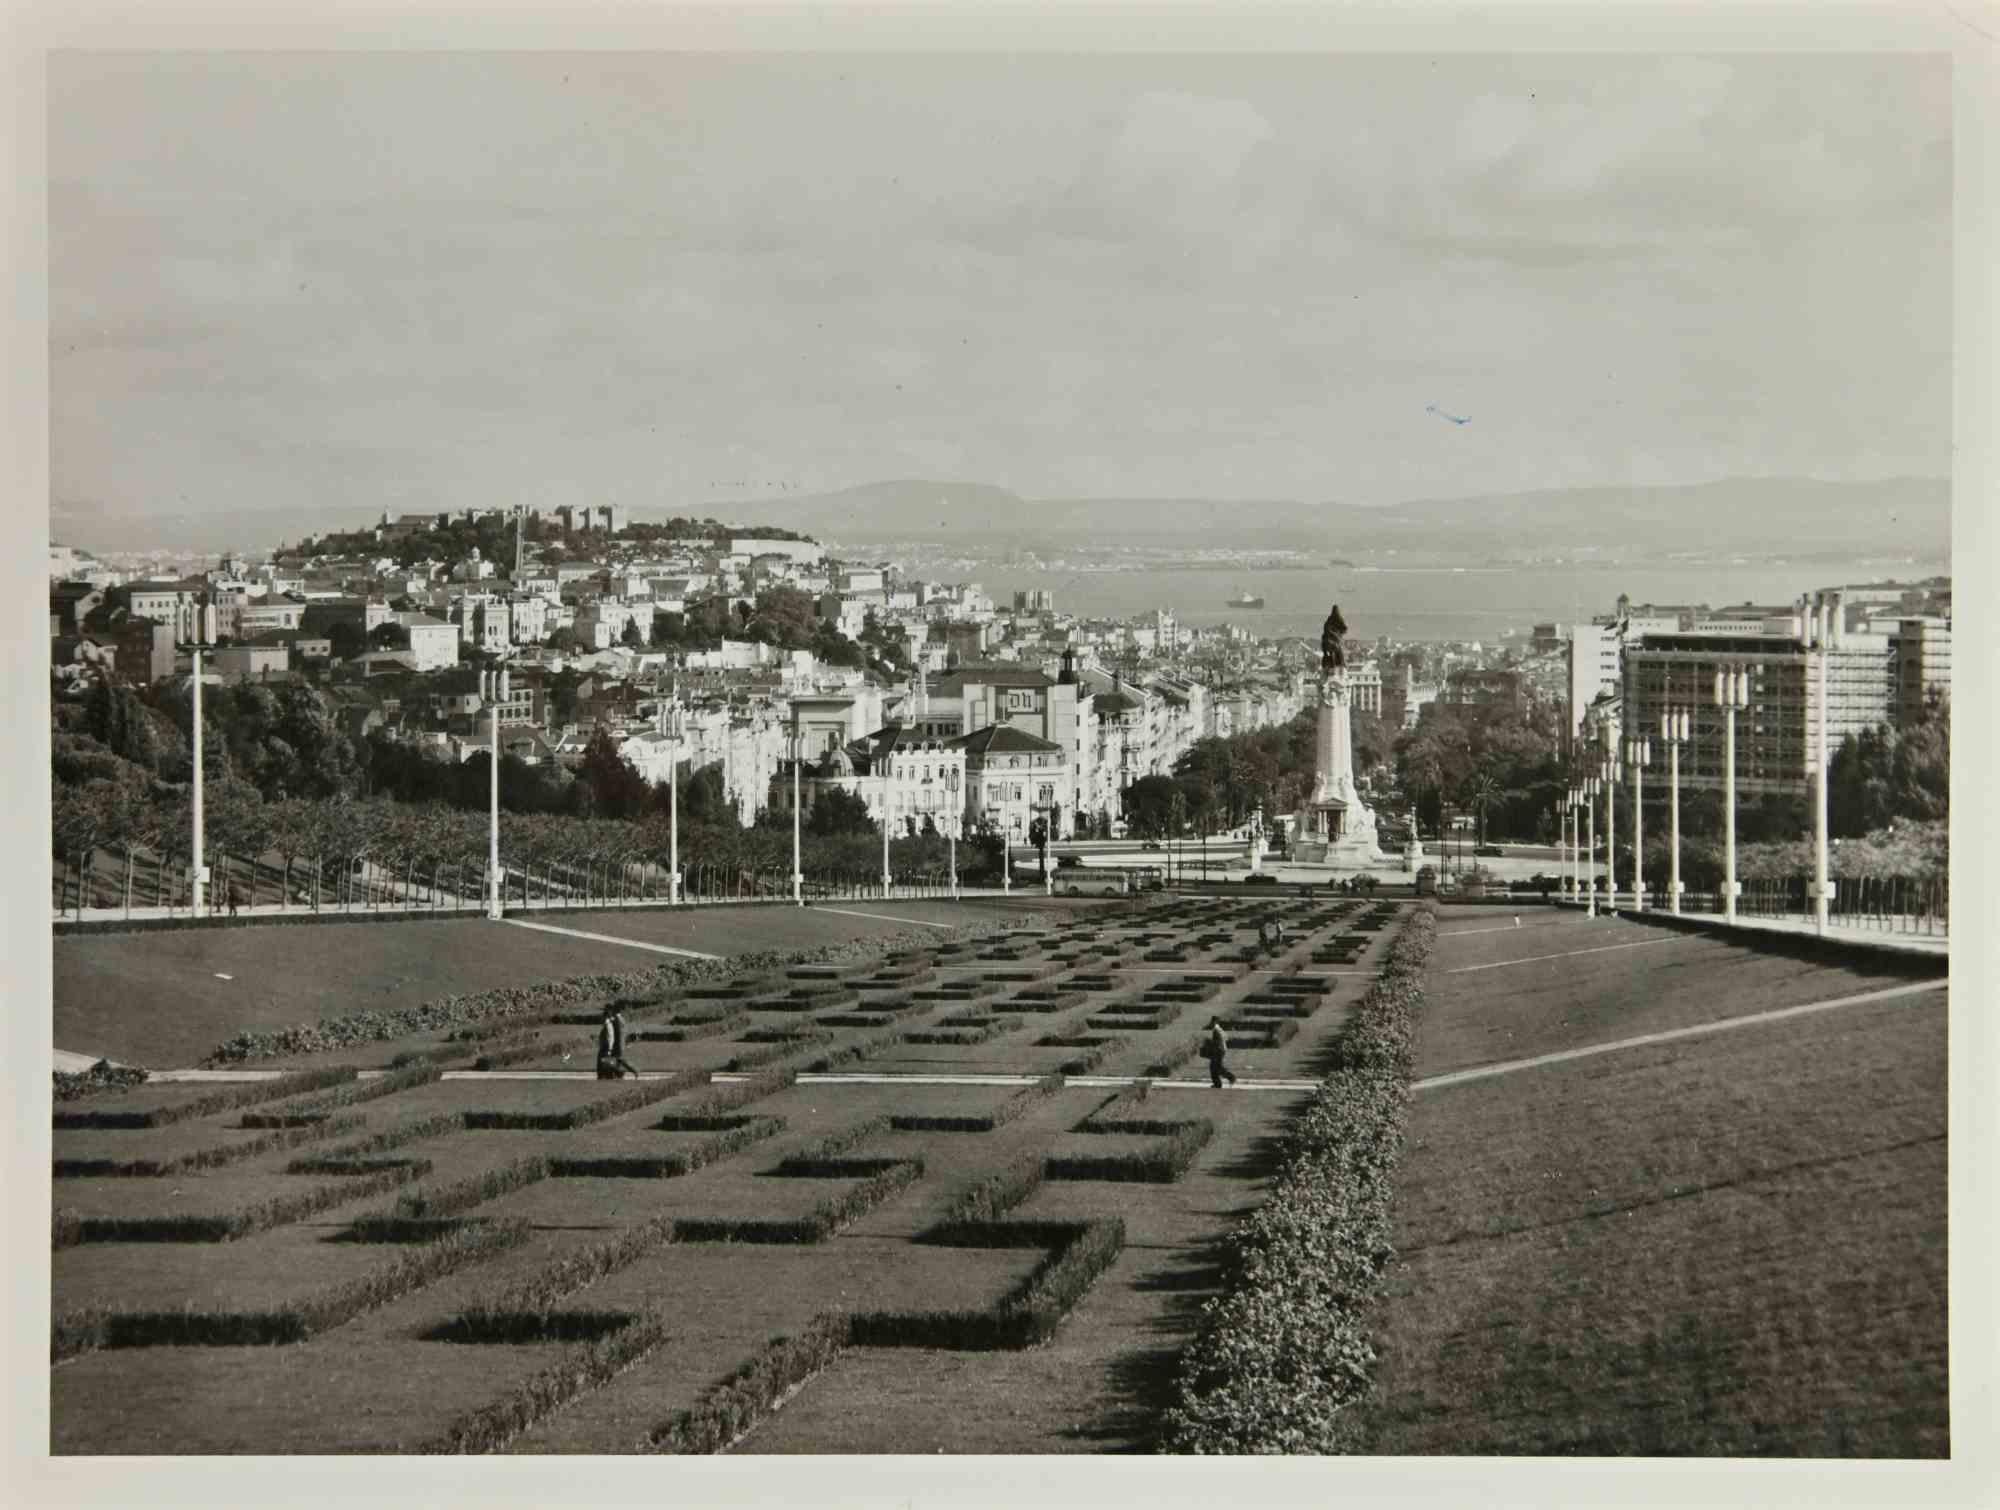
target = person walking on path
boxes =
[226,880,239,919]
[1205,1017,1238,1089]
[597,1006,639,1080]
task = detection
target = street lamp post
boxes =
[486,669,506,921]
[791,724,804,907]
[1662,708,1689,914]
[169,604,224,919]
[948,814,958,900]
[882,799,893,899]
[1625,734,1651,913]
[1809,593,1832,936]
[1565,787,1579,900]
[663,700,683,906]
[1714,667,1748,921]
[1600,758,1617,911]
[1583,776,1598,917]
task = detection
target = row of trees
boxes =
[1118,710,1396,842]
[52,777,1010,915]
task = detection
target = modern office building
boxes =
[1620,615,1895,797]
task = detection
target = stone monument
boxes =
[1247,803,1264,874]
[1292,604,1386,867]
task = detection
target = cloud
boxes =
[48,53,1951,517]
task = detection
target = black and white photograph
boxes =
[14,3,1995,1501]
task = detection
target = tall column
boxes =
[1603,759,1617,911]
[1584,778,1597,917]
[1628,736,1649,913]
[487,686,502,920]
[191,647,206,918]
[1667,718,1683,915]
[1717,668,1744,923]
[1812,598,1831,935]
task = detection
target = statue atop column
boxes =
[1320,604,1348,673]
[1293,602,1383,868]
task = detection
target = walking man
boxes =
[1205,1017,1237,1089]
[597,1006,639,1080]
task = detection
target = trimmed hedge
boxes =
[338,1155,545,1241]
[454,1213,677,1327]
[52,1219,528,1362]
[656,1068,795,1124]
[1161,904,1435,1454]
[53,1159,431,1248]
[813,1012,895,1029]
[1046,1121,1214,1183]
[288,1110,464,1171]
[849,1217,1125,1350]
[426,1310,640,1346]
[891,1072,1065,1133]
[472,1034,554,1071]
[1063,1038,1128,1075]
[632,1009,749,1043]
[550,1116,784,1179]
[1087,1009,1179,1033]
[737,1025,827,1044]
[424,1311,673,1453]
[202,923,1014,1064]
[800,1030,903,1075]
[992,990,1087,1014]
[927,1154,1045,1236]
[241,1062,445,1126]
[725,1034,834,1072]
[647,1314,853,1454]
[771,1116,891,1172]
[670,1158,923,1244]
[462,1069,709,1130]
[53,1062,150,1103]
[53,1066,357,1130]
[900,1020,1015,1046]
[53,1112,365,1179]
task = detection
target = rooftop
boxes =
[951,724,1063,756]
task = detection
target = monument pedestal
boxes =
[1289,668,1386,868]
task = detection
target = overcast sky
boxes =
[49,51,1952,523]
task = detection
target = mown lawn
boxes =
[53,895,1389,1454]
[1361,983,1948,1456]
[52,897,1064,1068]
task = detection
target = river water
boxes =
[965,561,1944,643]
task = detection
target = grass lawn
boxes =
[1361,985,1948,1456]
[741,1088,1310,1453]
[52,897,1064,1068]
[1416,911,1931,1077]
[49,898,1433,1455]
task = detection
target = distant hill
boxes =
[721,475,1951,560]
[49,475,1949,562]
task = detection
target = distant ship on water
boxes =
[1226,590,1266,609]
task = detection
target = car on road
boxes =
[1474,843,1504,857]
[1055,853,1083,870]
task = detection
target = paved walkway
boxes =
[1414,978,1947,1093]
[1553,900,1948,959]
[501,917,720,960]
[49,888,1039,929]
[1442,936,1690,974]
